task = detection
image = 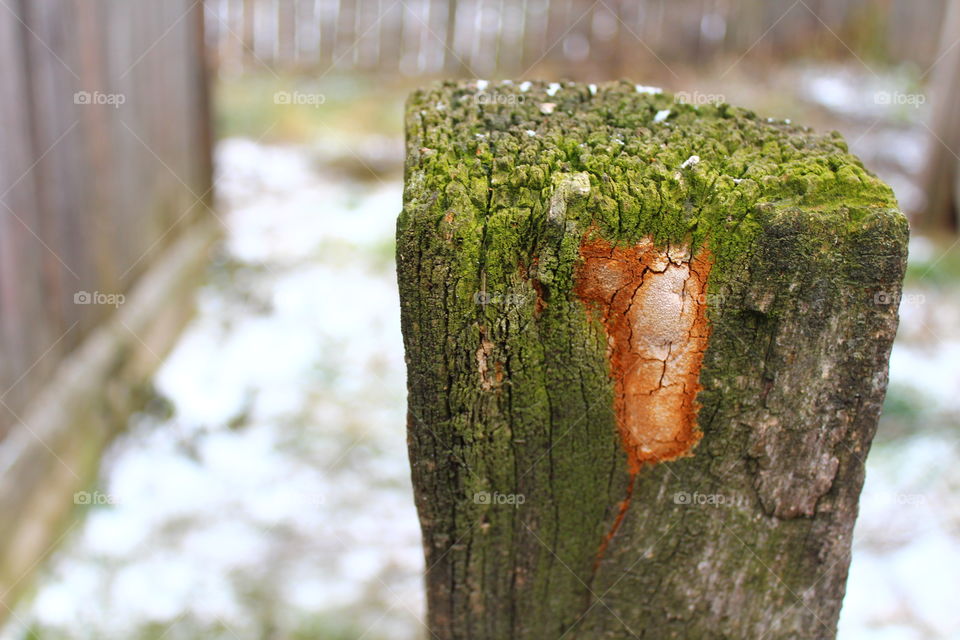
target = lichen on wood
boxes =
[398,80,907,639]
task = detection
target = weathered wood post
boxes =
[917,0,960,232]
[397,81,907,639]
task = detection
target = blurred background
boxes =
[0,0,958,638]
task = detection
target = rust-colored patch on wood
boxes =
[574,236,713,473]
[594,474,637,566]
[528,257,547,315]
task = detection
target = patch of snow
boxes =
[6,140,423,640]
[908,236,934,263]
[888,340,960,412]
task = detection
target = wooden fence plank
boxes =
[0,0,213,441]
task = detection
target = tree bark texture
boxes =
[397,81,908,640]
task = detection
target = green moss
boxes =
[398,80,908,638]
[403,80,899,297]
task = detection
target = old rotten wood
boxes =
[397,80,907,639]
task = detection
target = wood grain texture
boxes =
[398,80,907,639]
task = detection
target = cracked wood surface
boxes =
[398,81,908,639]
[574,236,711,470]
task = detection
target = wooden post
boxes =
[397,81,908,639]
[917,0,960,233]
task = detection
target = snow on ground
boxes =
[839,235,960,639]
[4,138,959,639]
[3,140,422,640]
[799,65,929,123]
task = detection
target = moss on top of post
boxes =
[403,79,902,284]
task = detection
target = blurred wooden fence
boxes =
[208,0,948,77]
[0,0,212,440]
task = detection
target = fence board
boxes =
[212,0,949,77]
[0,2,47,427]
[0,0,212,441]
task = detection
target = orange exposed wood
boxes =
[574,236,713,473]
[576,235,713,565]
